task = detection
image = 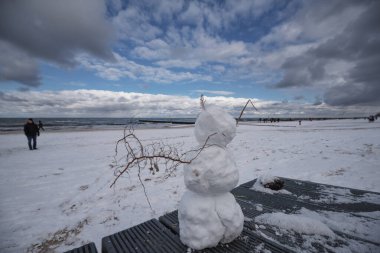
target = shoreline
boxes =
[2,118,376,135]
[0,124,195,135]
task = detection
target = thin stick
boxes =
[111,127,217,209]
[200,94,206,110]
[236,99,258,125]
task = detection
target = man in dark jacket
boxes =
[24,118,40,150]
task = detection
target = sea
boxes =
[1,117,355,133]
[0,118,197,133]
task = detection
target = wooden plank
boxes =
[238,177,380,213]
[63,242,98,253]
[232,186,311,212]
[102,219,187,253]
[138,119,195,125]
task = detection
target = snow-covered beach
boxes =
[0,119,379,252]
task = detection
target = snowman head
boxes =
[194,105,236,147]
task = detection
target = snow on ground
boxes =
[0,119,379,252]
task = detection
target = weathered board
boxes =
[63,242,98,253]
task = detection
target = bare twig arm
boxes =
[236,99,258,125]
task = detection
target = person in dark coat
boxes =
[38,120,45,131]
[24,118,40,150]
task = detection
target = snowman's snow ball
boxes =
[184,146,239,194]
[195,106,236,147]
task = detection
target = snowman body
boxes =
[178,106,244,250]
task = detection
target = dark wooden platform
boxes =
[63,242,98,253]
[68,177,380,252]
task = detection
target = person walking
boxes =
[38,120,45,131]
[24,118,40,150]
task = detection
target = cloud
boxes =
[66,81,87,87]
[273,0,380,106]
[293,95,304,101]
[112,5,163,43]
[0,0,114,86]
[260,0,366,47]
[118,0,275,33]
[177,0,276,31]
[0,91,28,102]
[0,41,40,86]
[313,96,323,106]
[78,53,212,83]
[0,90,374,118]
[109,0,276,85]
[130,26,248,67]
[1,0,377,113]
[193,90,235,96]
[156,59,202,69]
[0,0,283,88]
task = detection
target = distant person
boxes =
[24,118,40,150]
[38,120,45,131]
[299,120,302,126]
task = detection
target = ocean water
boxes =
[0,118,196,133]
[2,117,353,133]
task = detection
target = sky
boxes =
[0,0,379,118]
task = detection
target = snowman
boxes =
[178,105,244,250]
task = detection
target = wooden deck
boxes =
[66,177,380,253]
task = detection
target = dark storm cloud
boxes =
[274,0,380,106]
[0,0,114,87]
[0,41,40,86]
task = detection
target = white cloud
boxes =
[77,53,212,83]
[156,59,202,69]
[192,90,235,96]
[108,0,266,82]
[191,29,248,61]
[149,0,185,23]
[177,0,275,31]
[131,39,171,60]
[112,6,163,44]
[131,27,248,66]
[180,1,204,26]
[0,90,373,118]
[103,0,288,87]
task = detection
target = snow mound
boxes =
[298,208,380,243]
[255,212,336,237]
